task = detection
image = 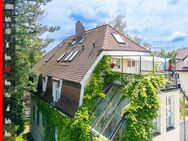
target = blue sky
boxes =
[40,0,188,52]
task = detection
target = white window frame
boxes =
[127,60,136,68]
[153,114,161,134]
[53,80,62,102]
[112,33,125,44]
[166,96,175,129]
[42,76,48,92]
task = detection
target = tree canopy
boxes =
[13,0,59,135]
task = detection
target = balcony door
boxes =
[127,60,136,73]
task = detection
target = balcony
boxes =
[110,55,180,90]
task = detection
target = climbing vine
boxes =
[31,55,166,141]
[121,75,166,141]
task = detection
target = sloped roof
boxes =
[176,48,188,60]
[176,48,188,71]
[33,24,149,83]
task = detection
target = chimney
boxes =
[76,21,85,40]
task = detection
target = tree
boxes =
[104,15,152,49]
[13,0,59,135]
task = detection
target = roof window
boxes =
[79,37,86,44]
[57,53,66,62]
[45,53,54,62]
[68,50,80,61]
[61,51,75,62]
[112,33,125,44]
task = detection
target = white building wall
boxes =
[178,71,188,93]
[154,90,180,141]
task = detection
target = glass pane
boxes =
[102,98,129,138]
[92,88,122,133]
[92,85,119,127]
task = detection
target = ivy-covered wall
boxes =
[31,56,166,141]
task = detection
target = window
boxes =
[127,60,136,67]
[132,60,135,67]
[128,60,131,67]
[42,76,48,92]
[33,106,35,121]
[53,80,62,102]
[79,37,86,44]
[62,51,74,62]
[71,40,76,45]
[57,53,66,62]
[112,33,125,44]
[153,115,161,135]
[68,50,80,61]
[37,108,40,125]
[60,50,80,62]
[45,53,54,62]
[166,96,175,130]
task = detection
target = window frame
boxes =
[53,80,62,102]
[42,76,48,92]
[166,96,175,131]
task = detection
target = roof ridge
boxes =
[85,24,108,33]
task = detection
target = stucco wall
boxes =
[154,90,180,141]
[178,72,188,93]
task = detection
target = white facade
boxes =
[154,90,180,141]
[178,71,188,93]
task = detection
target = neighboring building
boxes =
[176,48,188,93]
[30,21,181,141]
[176,48,188,141]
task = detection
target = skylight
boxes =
[112,33,125,44]
[57,53,66,62]
[79,37,86,44]
[68,50,80,61]
[45,53,54,62]
[63,51,75,61]
[72,40,76,45]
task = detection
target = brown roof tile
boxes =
[176,48,188,71]
[33,24,149,82]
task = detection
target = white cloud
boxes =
[40,0,188,52]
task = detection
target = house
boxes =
[176,48,188,93]
[30,21,181,141]
[176,48,188,141]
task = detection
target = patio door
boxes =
[127,60,136,73]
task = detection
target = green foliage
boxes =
[122,74,166,141]
[13,0,59,135]
[32,56,165,141]
[32,56,113,141]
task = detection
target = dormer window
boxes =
[53,80,62,102]
[112,33,125,44]
[42,76,48,92]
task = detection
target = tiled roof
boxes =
[33,24,149,82]
[176,48,188,71]
[176,48,188,60]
